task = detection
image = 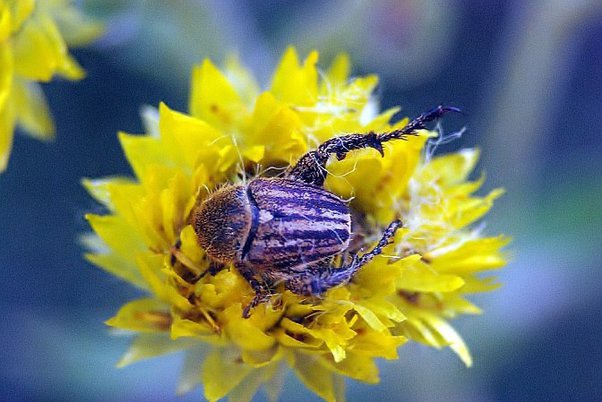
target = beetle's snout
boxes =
[192,185,252,263]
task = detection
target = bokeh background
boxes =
[1,1,601,401]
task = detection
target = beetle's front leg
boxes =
[236,263,273,318]
[287,105,461,186]
[287,220,403,295]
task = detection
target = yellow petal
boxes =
[324,352,380,383]
[229,357,285,402]
[0,100,15,172]
[399,315,444,347]
[13,79,55,139]
[118,131,169,180]
[270,47,319,105]
[81,176,138,212]
[56,52,86,80]
[202,347,253,401]
[7,0,35,33]
[196,269,250,310]
[443,295,483,315]
[421,313,473,366]
[0,45,14,172]
[270,46,300,100]
[140,105,160,136]
[325,53,351,87]
[357,298,405,326]
[290,352,337,402]
[83,214,147,287]
[176,348,206,395]
[399,261,465,293]
[263,361,287,402]
[117,333,197,368]
[106,298,171,333]
[178,225,205,267]
[85,214,145,262]
[350,327,406,359]
[189,59,244,128]
[0,3,11,42]
[84,251,146,289]
[136,253,191,311]
[227,366,269,402]
[223,304,277,351]
[420,148,480,185]
[170,315,216,340]
[430,236,510,274]
[159,172,192,242]
[461,276,502,293]
[450,188,505,228]
[242,144,265,163]
[325,134,427,221]
[247,92,306,163]
[52,4,103,46]
[13,14,83,81]
[272,327,322,350]
[158,102,233,173]
[353,303,387,332]
[224,53,260,105]
[241,346,283,368]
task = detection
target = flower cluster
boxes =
[84,48,508,401]
[0,0,102,171]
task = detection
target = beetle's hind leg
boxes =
[287,219,403,295]
[286,105,461,186]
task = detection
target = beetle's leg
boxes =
[287,220,402,295]
[287,105,461,186]
[236,263,273,318]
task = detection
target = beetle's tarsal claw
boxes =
[425,105,463,122]
[442,105,463,114]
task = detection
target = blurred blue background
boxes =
[1,1,601,401]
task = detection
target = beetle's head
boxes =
[193,184,252,263]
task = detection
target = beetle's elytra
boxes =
[187,105,460,317]
[195,178,351,270]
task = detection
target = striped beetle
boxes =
[191,106,460,317]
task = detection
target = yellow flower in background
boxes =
[83,47,508,401]
[0,0,102,171]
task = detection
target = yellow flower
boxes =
[0,0,102,171]
[83,47,508,401]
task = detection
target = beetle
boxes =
[190,105,460,317]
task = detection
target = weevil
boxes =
[190,105,461,317]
